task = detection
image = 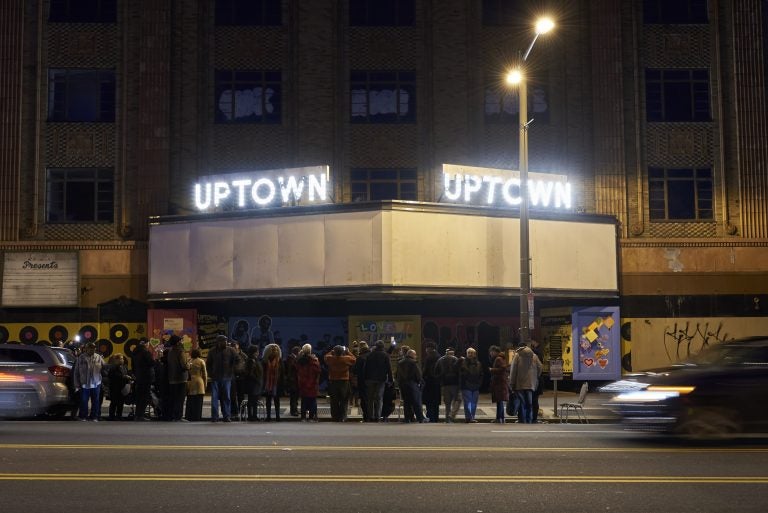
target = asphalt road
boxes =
[1,420,767,513]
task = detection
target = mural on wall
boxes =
[0,322,147,362]
[421,317,517,361]
[348,315,421,355]
[572,307,621,381]
[626,317,768,371]
[227,316,347,356]
[147,309,197,352]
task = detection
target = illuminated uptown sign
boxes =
[193,166,330,211]
[441,164,571,209]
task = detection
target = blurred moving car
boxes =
[604,337,768,439]
[0,344,74,418]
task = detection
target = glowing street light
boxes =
[507,17,554,347]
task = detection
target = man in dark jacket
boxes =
[206,335,238,422]
[397,349,427,423]
[458,347,484,422]
[166,335,189,421]
[353,342,370,421]
[131,339,155,421]
[364,340,393,422]
[421,341,440,423]
[435,347,460,423]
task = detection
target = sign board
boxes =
[549,359,564,380]
[441,163,571,209]
[1,252,79,307]
[572,306,621,380]
[193,165,331,211]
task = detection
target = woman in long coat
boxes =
[185,348,207,421]
[262,343,284,421]
[488,345,510,423]
[296,344,321,421]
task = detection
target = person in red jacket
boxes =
[296,344,321,421]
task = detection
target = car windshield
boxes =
[684,343,768,366]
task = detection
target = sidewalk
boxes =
[194,389,617,424]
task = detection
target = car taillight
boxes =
[49,365,70,378]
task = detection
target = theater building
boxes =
[1,1,767,378]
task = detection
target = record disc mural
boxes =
[19,326,39,344]
[48,325,69,345]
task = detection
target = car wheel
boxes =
[677,408,741,440]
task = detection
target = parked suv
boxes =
[0,344,74,418]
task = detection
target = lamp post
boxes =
[507,17,554,347]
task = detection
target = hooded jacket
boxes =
[509,346,543,391]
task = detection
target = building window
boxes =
[46,168,115,223]
[215,70,282,124]
[351,71,416,123]
[648,167,713,221]
[482,0,521,26]
[646,69,710,122]
[48,69,116,122]
[49,0,117,23]
[215,0,281,26]
[350,168,418,201]
[643,0,708,24]
[349,0,414,26]
[485,82,550,124]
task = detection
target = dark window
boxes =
[49,0,117,23]
[351,71,416,123]
[643,0,708,24]
[485,81,550,124]
[48,69,116,122]
[0,348,45,364]
[350,0,414,26]
[215,0,281,26]
[648,167,713,221]
[215,70,282,123]
[646,69,710,122]
[482,0,521,26]
[46,168,115,223]
[350,168,418,201]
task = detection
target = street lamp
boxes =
[506,17,554,347]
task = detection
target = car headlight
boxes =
[613,385,695,402]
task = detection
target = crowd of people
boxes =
[66,334,544,424]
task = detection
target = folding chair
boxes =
[560,382,589,423]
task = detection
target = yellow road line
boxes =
[0,444,766,453]
[0,473,767,484]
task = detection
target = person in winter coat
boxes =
[185,349,208,421]
[285,346,300,416]
[489,345,510,423]
[206,335,239,422]
[352,342,370,421]
[396,349,427,423]
[131,339,155,421]
[509,342,543,423]
[324,345,356,422]
[166,335,190,421]
[421,341,441,423]
[243,346,263,421]
[364,340,394,422]
[458,347,484,422]
[435,347,460,423]
[107,354,131,420]
[73,342,106,421]
[262,343,284,421]
[296,344,321,421]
